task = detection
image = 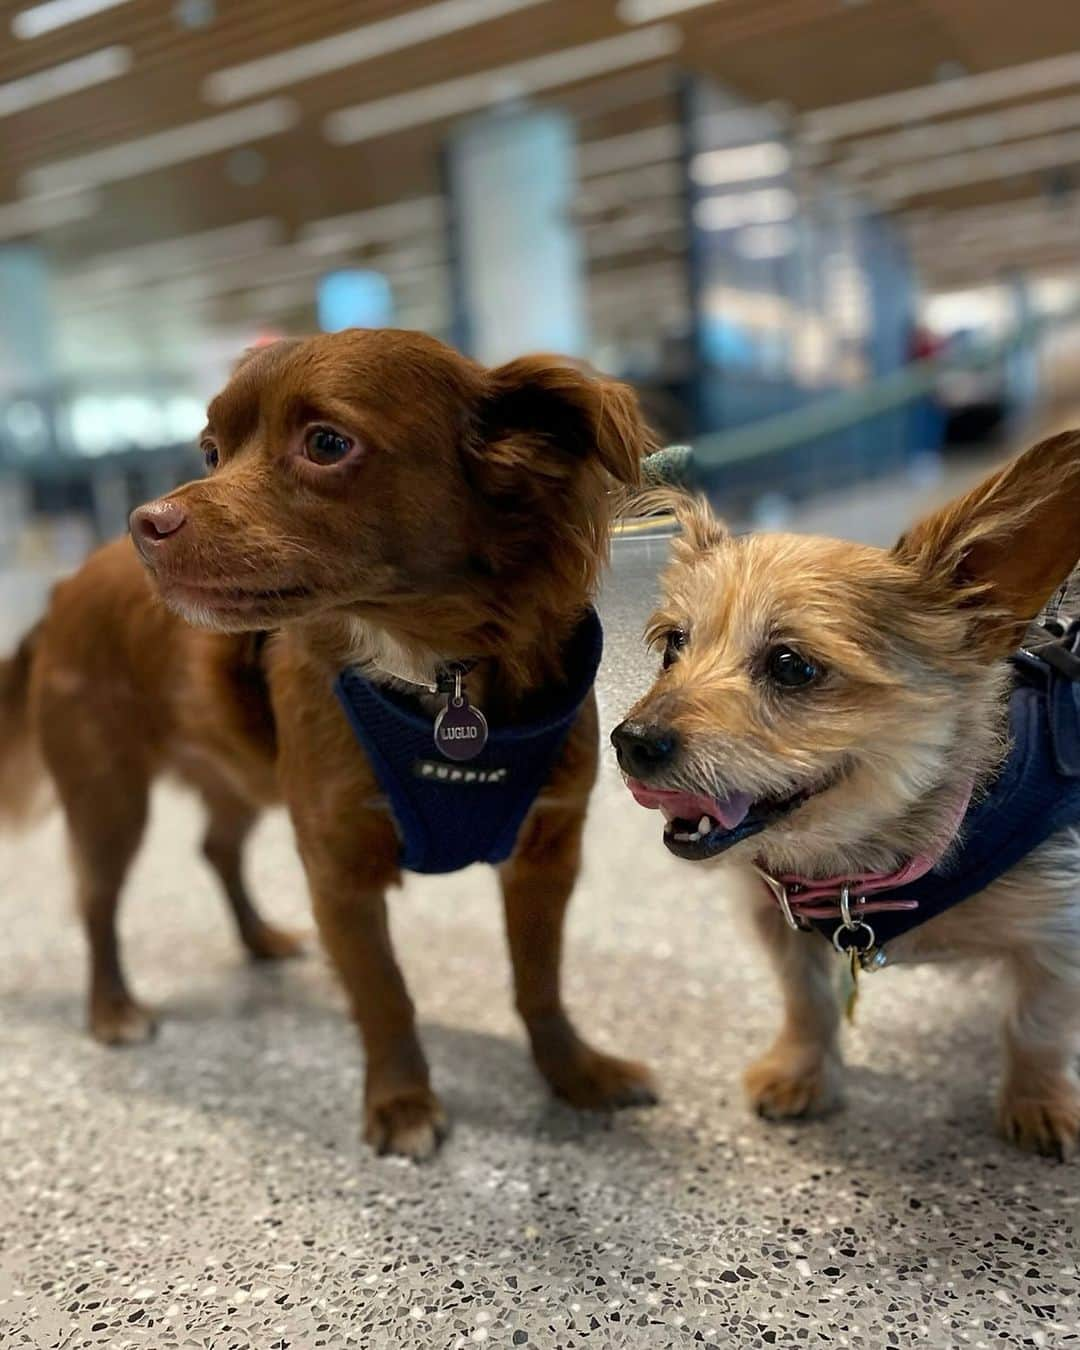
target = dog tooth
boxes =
[698,815,712,834]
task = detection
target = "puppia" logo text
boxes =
[414,760,509,785]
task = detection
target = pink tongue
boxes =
[625,781,753,830]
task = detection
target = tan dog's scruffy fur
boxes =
[617,431,1080,1158]
[0,329,658,1158]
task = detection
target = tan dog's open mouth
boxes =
[625,773,838,860]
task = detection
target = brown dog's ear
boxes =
[230,337,301,375]
[894,429,1080,653]
[475,355,653,493]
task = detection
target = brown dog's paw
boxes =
[547,1048,659,1112]
[364,1088,448,1161]
[243,922,306,962]
[744,1047,842,1121]
[90,998,158,1047]
[999,1087,1080,1161]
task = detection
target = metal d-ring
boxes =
[832,918,876,956]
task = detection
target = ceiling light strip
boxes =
[22,98,299,194]
[879,128,1080,202]
[0,45,130,119]
[577,123,681,176]
[0,188,101,240]
[67,219,284,291]
[11,0,133,41]
[804,50,1080,142]
[297,197,446,254]
[205,0,553,104]
[323,24,682,145]
[617,0,723,22]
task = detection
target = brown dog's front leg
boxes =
[500,810,657,1111]
[744,891,843,1119]
[311,881,446,1160]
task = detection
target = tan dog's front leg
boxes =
[312,880,446,1160]
[999,951,1080,1160]
[744,893,843,1119]
[500,810,657,1110]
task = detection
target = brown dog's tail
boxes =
[0,622,45,828]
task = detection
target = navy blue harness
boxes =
[805,620,1080,948]
[333,609,603,875]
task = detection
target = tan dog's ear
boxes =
[623,487,729,554]
[475,356,653,492]
[894,429,1080,653]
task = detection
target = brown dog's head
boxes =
[130,330,649,679]
[613,431,1080,877]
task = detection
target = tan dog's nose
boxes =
[130,499,187,559]
[611,720,679,779]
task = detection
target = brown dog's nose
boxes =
[130,499,187,558]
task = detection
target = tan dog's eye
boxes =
[304,425,355,466]
[662,629,688,669]
[764,644,820,689]
[201,440,219,471]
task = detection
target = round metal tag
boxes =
[434,697,489,761]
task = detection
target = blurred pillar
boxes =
[89,470,133,543]
[859,212,917,471]
[445,108,586,363]
[859,213,913,380]
[0,476,30,566]
[1003,269,1039,428]
[0,245,54,396]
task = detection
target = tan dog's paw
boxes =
[243,922,306,962]
[547,1048,659,1112]
[90,997,158,1047]
[365,1088,448,1161]
[744,1047,842,1120]
[999,1086,1080,1160]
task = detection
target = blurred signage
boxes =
[317,269,394,332]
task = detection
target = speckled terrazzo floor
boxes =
[2,457,1078,1350]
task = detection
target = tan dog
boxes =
[1,329,657,1158]
[614,431,1080,1158]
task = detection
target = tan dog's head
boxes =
[613,431,1080,877]
[130,330,648,677]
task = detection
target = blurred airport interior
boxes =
[3,0,1080,617]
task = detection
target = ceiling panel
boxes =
[0,0,1077,333]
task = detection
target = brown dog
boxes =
[614,431,1080,1157]
[1,328,656,1158]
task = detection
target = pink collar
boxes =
[759,778,976,923]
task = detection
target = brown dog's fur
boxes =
[1,328,657,1157]
[618,431,1080,1157]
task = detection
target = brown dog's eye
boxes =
[304,425,355,466]
[662,629,688,669]
[765,644,820,689]
[202,441,219,471]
